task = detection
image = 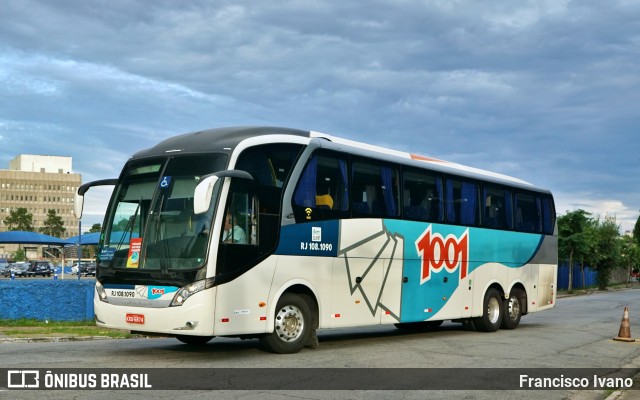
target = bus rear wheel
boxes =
[474,288,503,332]
[501,289,523,330]
[261,293,313,354]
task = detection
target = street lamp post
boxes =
[77,220,81,280]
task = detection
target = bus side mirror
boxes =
[193,170,253,214]
[73,179,118,219]
[194,175,220,215]
[74,193,85,219]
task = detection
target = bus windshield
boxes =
[99,154,227,272]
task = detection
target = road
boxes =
[1,289,640,399]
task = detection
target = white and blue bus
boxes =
[75,127,557,353]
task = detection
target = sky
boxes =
[1,0,639,233]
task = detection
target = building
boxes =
[0,155,81,259]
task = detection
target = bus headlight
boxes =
[95,281,108,303]
[170,278,215,307]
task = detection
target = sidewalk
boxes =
[557,280,640,299]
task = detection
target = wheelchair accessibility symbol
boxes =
[160,176,171,189]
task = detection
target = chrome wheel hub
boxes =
[274,304,304,342]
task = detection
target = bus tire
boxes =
[474,288,503,332]
[175,335,214,345]
[261,293,313,354]
[501,289,523,330]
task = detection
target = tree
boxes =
[40,209,66,237]
[3,207,34,231]
[589,215,622,290]
[558,210,592,292]
[12,248,26,261]
[633,214,640,246]
[89,223,102,233]
[620,235,640,282]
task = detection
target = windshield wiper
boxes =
[152,193,171,276]
[116,199,141,252]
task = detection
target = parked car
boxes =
[0,259,10,277]
[84,263,96,277]
[27,261,53,277]
[4,263,30,278]
[71,262,86,275]
[71,261,96,276]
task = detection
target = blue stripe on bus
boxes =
[275,220,340,257]
[382,220,543,322]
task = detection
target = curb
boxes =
[0,335,119,343]
[557,284,640,299]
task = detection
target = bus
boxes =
[75,126,557,353]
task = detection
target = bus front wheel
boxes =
[261,293,313,354]
[474,288,503,332]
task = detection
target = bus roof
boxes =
[310,131,535,188]
[131,126,544,192]
[131,126,309,159]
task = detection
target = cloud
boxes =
[0,0,638,233]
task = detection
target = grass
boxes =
[0,318,135,339]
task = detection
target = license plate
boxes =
[108,288,136,298]
[125,313,145,324]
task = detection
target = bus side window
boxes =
[482,185,513,230]
[540,195,556,234]
[292,153,348,222]
[221,191,257,245]
[445,178,479,226]
[216,189,262,276]
[515,191,541,233]
[402,169,443,222]
[351,161,399,218]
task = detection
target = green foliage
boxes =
[12,248,26,261]
[89,223,102,233]
[0,319,133,338]
[590,216,621,290]
[0,318,95,327]
[3,207,34,231]
[558,209,594,291]
[559,210,638,290]
[115,218,129,232]
[620,235,640,274]
[39,209,66,237]
[634,215,640,246]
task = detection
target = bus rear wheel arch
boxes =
[260,292,316,354]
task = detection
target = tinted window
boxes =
[236,144,303,188]
[482,184,513,230]
[445,178,480,226]
[402,169,443,222]
[352,161,399,218]
[515,191,540,233]
[293,152,349,221]
[540,194,556,235]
